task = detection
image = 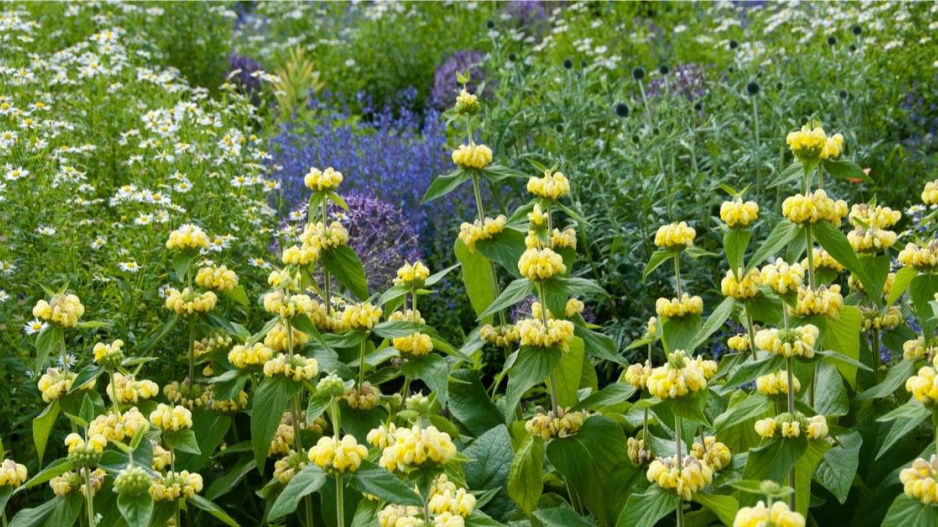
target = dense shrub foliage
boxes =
[1,2,938,527]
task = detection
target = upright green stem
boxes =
[336,476,345,527]
[471,173,505,326]
[744,304,757,358]
[358,339,366,391]
[871,329,881,379]
[752,96,761,199]
[287,318,314,527]
[675,414,684,527]
[322,198,332,314]
[186,316,195,389]
[674,254,683,297]
[537,282,560,415]
[84,468,96,527]
[60,336,69,374]
[805,225,817,289]
[109,369,121,417]
[786,357,796,510]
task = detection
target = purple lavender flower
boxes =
[646,63,709,101]
[503,0,562,33]
[228,53,263,102]
[429,50,486,111]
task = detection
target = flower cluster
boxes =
[899,242,938,271]
[458,215,506,250]
[922,181,938,206]
[655,294,704,319]
[64,433,106,467]
[346,382,381,410]
[782,190,848,225]
[628,437,653,466]
[304,166,343,192]
[453,89,479,115]
[786,125,843,162]
[113,466,152,497]
[165,287,217,315]
[904,337,938,362]
[645,350,717,400]
[263,290,316,319]
[803,248,844,272]
[623,361,651,390]
[429,474,477,519]
[518,247,566,280]
[93,339,124,369]
[32,293,85,327]
[150,471,203,501]
[266,323,312,351]
[721,268,761,300]
[50,469,105,497]
[164,381,212,409]
[516,317,575,352]
[720,198,759,228]
[149,403,193,431]
[228,343,274,369]
[480,324,520,347]
[900,456,938,505]
[754,325,820,359]
[38,368,95,403]
[263,353,319,381]
[308,435,369,474]
[792,285,843,318]
[165,224,210,252]
[760,259,805,296]
[524,409,588,440]
[300,220,350,252]
[273,451,308,484]
[394,261,430,287]
[527,170,570,200]
[846,203,902,252]
[653,222,696,250]
[646,455,713,501]
[727,334,750,352]
[755,412,828,440]
[756,371,801,397]
[195,265,239,292]
[371,424,457,473]
[452,143,493,169]
[393,332,434,357]
[733,501,805,527]
[860,306,902,332]
[89,407,150,443]
[106,373,159,404]
[0,459,27,488]
[342,302,383,330]
[907,365,938,406]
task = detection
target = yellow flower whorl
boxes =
[458,215,507,251]
[308,435,368,474]
[165,224,210,251]
[754,325,819,358]
[645,350,717,399]
[721,268,761,300]
[654,221,696,250]
[782,190,848,225]
[195,265,238,292]
[655,294,704,319]
[527,170,570,200]
[33,293,85,327]
[518,247,566,280]
[452,143,493,169]
[304,166,343,192]
[759,258,805,296]
[720,198,759,228]
[733,500,806,527]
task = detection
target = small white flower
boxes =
[119,261,140,273]
[24,319,47,335]
[36,226,56,236]
[0,289,8,302]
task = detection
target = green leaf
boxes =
[911,274,938,337]
[887,267,918,306]
[769,162,804,189]
[448,370,503,436]
[463,425,513,518]
[267,464,327,521]
[642,250,673,281]
[78,394,94,424]
[662,393,710,427]
[508,435,543,515]
[616,486,679,527]
[423,169,470,203]
[692,492,739,527]
[823,305,863,388]
[306,391,333,424]
[713,393,772,432]
[575,324,626,365]
[349,461,422,506]
[505,347,563,417]
[206,456,256,501]
[476,228,526,278]
[793,436,830,516]
[813,361,849,417]
[822,158,872,183]
[33,401,59,464]
[534,507,594,527]
[9,494,82,527]
[222,285,249,306]
[876,399,931,459]
[479,278,534,320]
[857,360,916,401]
[20,459,74,490]
[251,377,299,473]
[572,383,636,412]
[118,492,153,527]
[377,284,411,307]
[322,245,369,300]
[662,315,701,353]
[815,430,862,504]
[172,251,196,283]
[882,494,938,527]
[744,220,800,273]
[553,338,584,408]
[189,494,239,527]
[724,230,752,272]
[546,416,630,525]
[0,487,12,518]
[811,221,874,294]
[724,355,785,387]
[692,296,736,349]
[402,354,450,403]
[425,264,459,287]
[163,429,201,455]
[455,239,496,322]
[34,325,62,373]
[743,438,807,484]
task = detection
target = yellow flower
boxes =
[754,418,777,438]
[528,204,548,227]
[457,215,507,251]
[452,143,493,169]
[782,190,848,225]
[550,227,577,249]
[50,469,105,497]
[89,407,150,443]
[300,221,349,251]
[623,362,651,390]
[861,306,902,332]
[265,322,313,351]
[106,373,158,404]
[806,415,829,440]
[388,309,426,324]
[378,504,423,527]
[786,124,833,163]
[32,293,84,327]
[654,221,695,250]
[516,317,575,352]
[308,435,369,474]
[527,169,570,200]
[273,451,308,484]
[899,241,938,271]
[760,258,805,296]
[721,268,761,300]
[847,227,898,253]
[377,425,457,472]
[38,368,95,403]
[479,324,519,347]
[756,371,800,396]
[904,337,938,362]
[655,294,704,319]
[803,248,844,272]
[304,166,343,192]
[628,437,653,466]
[754,325,819,358]
[195,265,238,292]
[907,366,938,406]
[792,285,843,318]
[690,436,732,472]
[645,350,717,399]
[901,456,938,505]
[849,203,901,230]
[150,471,203,502]
[393,332,434,357]
[211,391,249,413]
[454,89,479,115]
[165,224,210,251]
[228,343,274,369]
[524,409,588,440]
[341,302,383,331]
[646,455,713,500]
[394,261,430,287]
[263,353,319,381]
[282,244,320,266]
[263,290,315,319]
[345,382,381,410]
[518,247,566,280]
[93,339,124,368]
[849,271,894,298]
[149,403,193,431]
[0,459,28,488]
[720,198,759,228]
[734,501,805,527]
[727,334,750,352]
[429,474,477,518]
[565,298,585,317]
[922,181,938,206]
[165,287,217,315]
